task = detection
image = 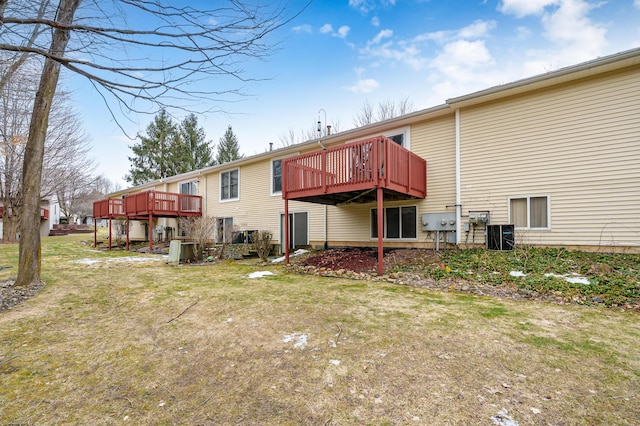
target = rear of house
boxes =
[96,48,640,254]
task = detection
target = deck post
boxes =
[377,186,384,276]
[149,213,153,251]
[108,217,113,251]
[284,199,290,264]
[126,217,130,250]
[94,222,97,248]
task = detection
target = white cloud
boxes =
[353,66,366,77]
[349,0,397,13]
[515,26,533,40]
[431,40,495,82]
[498,0,559,17]
[458,20,497,38]
[371,16,380,27]
[336,26,351,38]
[412,19,496,44]
[635,0,640,8]
[292,24,312,34]
[345,78,380,94]
[541,0,607,55]
[320,23,333,34]
[371,29,393,44]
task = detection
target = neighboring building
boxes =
[0,196,60,239]
[98,47,640,255]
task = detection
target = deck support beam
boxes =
[284,199,290,264]
[108,217,113,251]
[377,186,384,276]
[149,213,153,251]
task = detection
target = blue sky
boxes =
[73,0,640,188]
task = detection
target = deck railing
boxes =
[123,190,202,217]
[282,136,426,200]
[93,198,125,219]
[0,206,50,220]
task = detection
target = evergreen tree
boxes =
[216,125,244,164]
[175,114,216,172]
[126,111,215,186]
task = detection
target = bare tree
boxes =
[0,59,32,241]
[353,100,375,127]
[278,119,342,147]
[1,61,94,240]
[178,216,217,262]
[0,0,310,286]
[353,97,415,127]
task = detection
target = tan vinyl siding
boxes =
[460,67,640,248]
[204,159,325,245]
[411,115,457,213]
[325,115,456,246]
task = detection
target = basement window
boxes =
[509,196,550,229]
[371,206,417,239]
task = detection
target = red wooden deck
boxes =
[93,191,202,220]
[0,206,49,220]
[93,198,125,219]
[124,190,202,218]
[282,135,426,204]
[93,190,202,251]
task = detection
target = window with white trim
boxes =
[220,169,239,201]
[385,126,410,149]
[180,180,198,195]
[271,159,282,194]
[509,196,549,229]
[371,206,417,239]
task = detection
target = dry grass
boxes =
[0,234,639,425]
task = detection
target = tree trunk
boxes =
[15,0,81,286]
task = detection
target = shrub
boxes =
[252,230,273,261]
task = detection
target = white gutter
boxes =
[455,109,461,244]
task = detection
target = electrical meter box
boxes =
[421,212,456,231]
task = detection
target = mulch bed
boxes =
[0,279,47,313]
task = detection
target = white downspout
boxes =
[455,109,461,245]
[200,173,207,217]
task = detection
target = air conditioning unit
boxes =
[486,224,515,250]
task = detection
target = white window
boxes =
[385,126,410,150]
[509,196,550,229]
[371,206,417,239]
[180,180,198,195]
[271,159,282,195]
[220,169,239,201]
[179,180,199,212]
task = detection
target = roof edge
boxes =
[446,47,640,108]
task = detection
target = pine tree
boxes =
[174,114,216,172]
[126,111,215,186]
[216,125,244,164]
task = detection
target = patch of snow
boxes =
[74,258,101,265]
[72,256,164,265]
[225,318,233,323]
[491,408,519,426]
[271,249,309,263]
[544,273,590,285]
[248,271,275,278]
[510,271,527,277]
[329,359,341,365]
[283,333,308,349]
